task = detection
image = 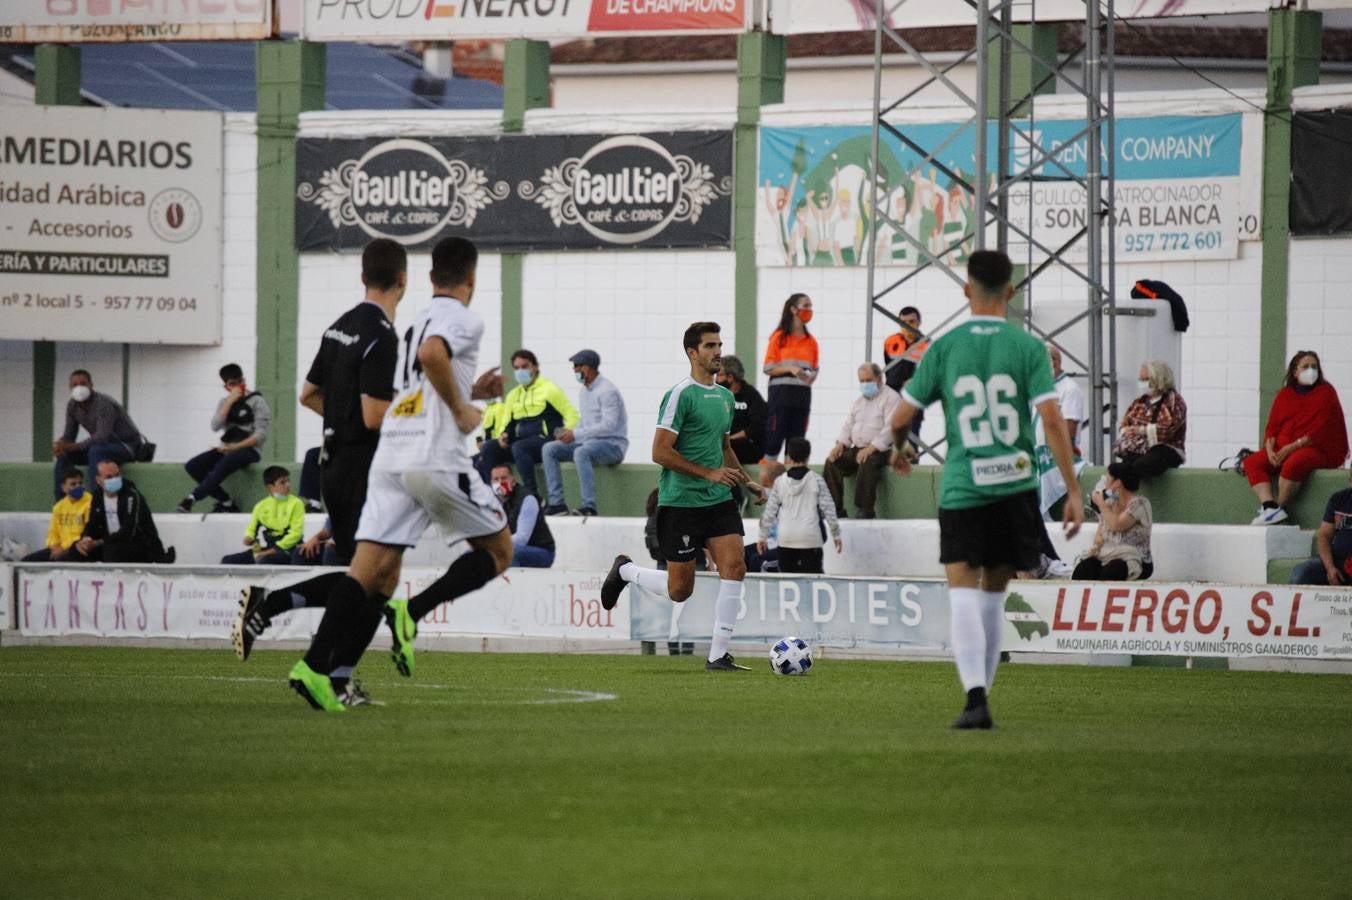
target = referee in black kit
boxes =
[232,239,405,701]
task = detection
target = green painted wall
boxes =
[254,41,325,464]
[500,40,550,376]
[734,33,785,366]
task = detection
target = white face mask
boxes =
[71,385,92,403]
[1137,379,1152,395]
[1298,367,1319,386]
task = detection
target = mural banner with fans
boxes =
[295,131,733,252]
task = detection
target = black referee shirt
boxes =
[305,300,397,450]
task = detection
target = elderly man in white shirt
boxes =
[824,362,901,519]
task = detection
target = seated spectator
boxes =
[542,349,628,517]
[292,516,341,567]
[1114,360,1186,480]
[1290,470,1352,585]
[758,437,841,575]
[492,464,555,568]
[824,362,900,519]
[1245,350,1349,526]
[68,460,173,564]
[178,364,272,514]
[497,349,579,498]
[51,368,148,501]
[22,470,92,562]
[220,466,304,565]
[1073,462,1153,581]
[298,447,325,513]
[715,355,768,466]
[472,391,511,485]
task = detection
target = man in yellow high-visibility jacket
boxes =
[497,349,579,498]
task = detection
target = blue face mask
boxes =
[102,476,123,494]
[574,371,585,384]
[68,486,85,501]
[270,492,288,502]
[513,368,532,386]
[860,381,880,399]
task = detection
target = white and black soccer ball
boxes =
[770,636,813,676]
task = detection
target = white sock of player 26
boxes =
[979,590,1007,693]
[707,579,744,662]
[948,587,988,693]
[619,561,669,598]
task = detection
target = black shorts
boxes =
[321,444,377,565]
[656,500,744,564]
[938,489,1044,571]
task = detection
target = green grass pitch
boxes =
[1,646,1348,898]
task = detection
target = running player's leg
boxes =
[978,565,1016,694]
[406,528,511,622]
[603,504,693,607]
[704,531,748,667]
[944,560,990,699]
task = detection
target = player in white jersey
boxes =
[288,237,513,712]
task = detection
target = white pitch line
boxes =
[0,671,617,705]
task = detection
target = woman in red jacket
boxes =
[1244,350,1349,525]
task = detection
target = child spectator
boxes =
[220,466,304,565]
[23,470,93,562]
[757,437,841,574]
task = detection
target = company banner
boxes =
[631,575,1352,660]
[756,114,1243,268]
[0,106,223,345]
[0,0,270,42]
[296,131,733,252]
[769,0,1301,33]
[12,566,630,643]
[1291,109,1352,237]
[303,0,747,41]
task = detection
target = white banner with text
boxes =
[0,106,223,345]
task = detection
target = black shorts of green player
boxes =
[937,489,1044,573]
[656,499,744,564]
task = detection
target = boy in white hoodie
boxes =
[757,437,842,574]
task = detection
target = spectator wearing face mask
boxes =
[220,467,305,565]
[823,362,901,519]
[178,363,272,514]
[68,460,173,564]
[1113,360,1186,481]
[1245,350,1349,525]
[761,293,819,475]
[542,349,628,517]
[23,469,93,562]
[496,350,579,499]
[51,369,148,502]
[492,464,555,568]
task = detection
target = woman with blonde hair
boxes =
[1114,360,1187,481]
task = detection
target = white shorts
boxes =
[356,469,507,548]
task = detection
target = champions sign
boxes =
[296,131,733,252]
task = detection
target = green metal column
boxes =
[500,39,551,375]
[31,45,82,462]
[734,32,785,366]
[1259,9,1321,433]
[255,40,325,463]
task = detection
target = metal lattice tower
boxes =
[864,0,1118,464]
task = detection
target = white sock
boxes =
[980,589,1007,693]
[619,561,669,598]
[948,587,987,692]
[708,579,744,662]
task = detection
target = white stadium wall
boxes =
[1,99,1351,470]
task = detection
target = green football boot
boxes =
[383,598,416,678]
[288,660,346,713]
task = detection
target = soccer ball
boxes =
[770,636,813,676]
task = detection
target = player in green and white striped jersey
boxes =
[890,250,1083,729]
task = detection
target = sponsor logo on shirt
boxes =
[391,390,424,418]
[971,451,1033,487]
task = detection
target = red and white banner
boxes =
[769,0,1352,34]
[303,0,748,42]
[1007,581,1352,659]
[0,0,272,43]
[11,566,630,643]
